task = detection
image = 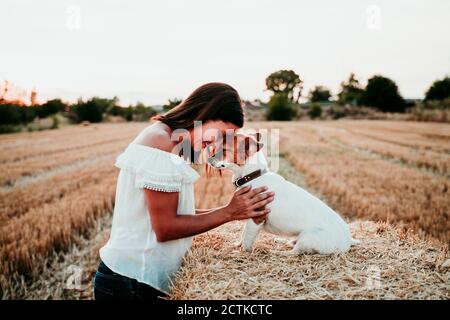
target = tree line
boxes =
[265,70,450,120]
[0,96,160,133]
[1,72,449,132]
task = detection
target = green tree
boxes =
[108,105,125,117]
[71,97,118,123]
[0,104,22,125]
[163,98,182,111]
[266,70,303,103]
[361,75,405,112]
[0,103,37,125]
[37,99,67,118]
[425,77,450,101]
[337,73,364,105]
[266,93,296,121]
[132,102,157,121]
[308,86,331,102]
[124,107,133,121]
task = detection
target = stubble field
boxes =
[0,120,448,299]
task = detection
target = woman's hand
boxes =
[252,206,269,225]
[224,185,274,222]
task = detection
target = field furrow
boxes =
[307,124,450,176]
[0,123,146,163]
[1,121,449,300]
[0,172,117,277]
[0,139,126,186]
[328,122,450,153]
[0,158,116,224]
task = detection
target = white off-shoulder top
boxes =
[99,143,200,293]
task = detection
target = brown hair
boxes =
[153,82,244,129]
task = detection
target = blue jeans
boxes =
[93,260,167,300]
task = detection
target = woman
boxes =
[94,83,274,300]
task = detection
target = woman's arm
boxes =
[145,186,274,242]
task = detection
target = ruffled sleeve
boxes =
[114,144,200,192]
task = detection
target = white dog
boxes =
[208,134,359,255]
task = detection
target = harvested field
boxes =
[170,220,449,299]
[0,121,449,299]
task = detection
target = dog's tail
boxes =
[350,238,360,246]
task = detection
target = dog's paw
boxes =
[273,237,297,249]
[288,239,297,247]
[273,237,285,244]
[268,249,294,256]
[287,249,301,256]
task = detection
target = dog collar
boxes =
[233,169,267,187]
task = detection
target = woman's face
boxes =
[190,120,240,154]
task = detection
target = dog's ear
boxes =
[247,132,263,152]
[244,136,261,158]
[244,136,251,157]
[249,132,262,142]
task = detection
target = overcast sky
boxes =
[1,0,449,105]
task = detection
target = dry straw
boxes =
[169,221,449,299]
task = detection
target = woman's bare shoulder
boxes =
[134,123,174,153]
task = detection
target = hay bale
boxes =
[169,221,449,299]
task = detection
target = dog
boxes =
[208,133,360,255]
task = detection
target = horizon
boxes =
[1,0,449,105]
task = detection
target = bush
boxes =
[266,93,296,121]
[422,97,450,110]
[361,75,405,112]
[124,108,133,121]
[309,86,331,103]
[337,73,364,106]
[70,97,116,123]
[408,106,450,123]
[0,104,23,125]
[308,103,323,119]
[106,103,156,122]
[36,99,67,118]
[406,98,450,123]
[0,100,67,131]
[130,103,157,121]
[425,77,450,101]
[0,124,22,134]
[108,105,126,117]
[50,115,59,129]
[163,98,182,111]
[330,106,346,119]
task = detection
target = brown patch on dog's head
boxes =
[224,133,263,166]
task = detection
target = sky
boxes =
[1,0,449,105]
